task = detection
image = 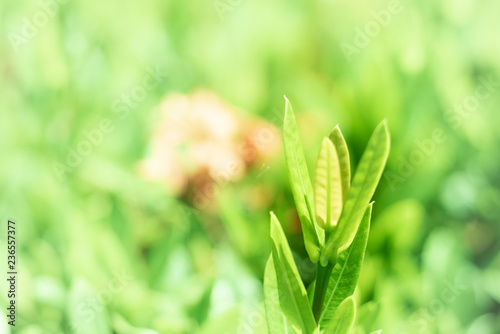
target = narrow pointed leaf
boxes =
[321,121,389,265]
[270,212,317,333]
[319,204,372,327]
[329,126,351,203]
[264,255,295,334]
[314,138,343,229]
[323,296,356,334]
[283,97,322,262]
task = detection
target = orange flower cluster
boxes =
[140,91,279,209]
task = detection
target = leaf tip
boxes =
[379,119,390,135]
[283,96,293,119]
[269,211,278,228]
[283,95,291,108]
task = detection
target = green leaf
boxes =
[283,97,322,262]
[314,138,343,230]
[307,281,316,305]
[68,278,112,334]
[321,121,389,265]
[270,212,318,333]
[319,204,372,327]
[264,255,295,334]
[200,308,240,334]
[322,296,356,334]
[328,126,351,203]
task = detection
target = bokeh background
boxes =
[1,0,499,333]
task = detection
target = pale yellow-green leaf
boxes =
[314,138,343,230]
[321,121,390,265]
[329,126,351,203]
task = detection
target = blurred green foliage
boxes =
[1,0,500,333]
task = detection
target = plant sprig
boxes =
[264,97,390,333]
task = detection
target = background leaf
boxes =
[319,204,372,327]
[322,121,389,265]
[314,138,343,229]
[68,278,112,334]
[351,301,381,334]
[200,308,241,334]
[270,212,318,333]
[283,97,323,262]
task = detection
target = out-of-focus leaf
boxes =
[0,311,11,333]
[270,212,318,333]
[322,121,389,265]
[264,255,295,334]
[68,278,112,334]
[283,97,322,262]
[319,204,372,327]
[218,189,254,255]
[189,283,213,325]
[200,308,240,334]
[328,126,351,203]
[111,313,163,334]
[323,296,356,334]
[369,199,424,253]
[352,301,381,334]
[314,138,343,230]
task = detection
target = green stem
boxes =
[312,260,335,323]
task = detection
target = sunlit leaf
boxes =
[321,121,389,265]
[283,97,322,262]
[328,126,351,203]
[270,212,318,333]
[322,296,356,334]
[264,255,295,334]
[314,138,343,230]
[319,204,372,327]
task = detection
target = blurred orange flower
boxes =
[139,91,279,209]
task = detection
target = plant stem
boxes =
[312,260,335,323]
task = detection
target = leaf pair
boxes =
[265,203,372,333]
[320,121,390,265]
